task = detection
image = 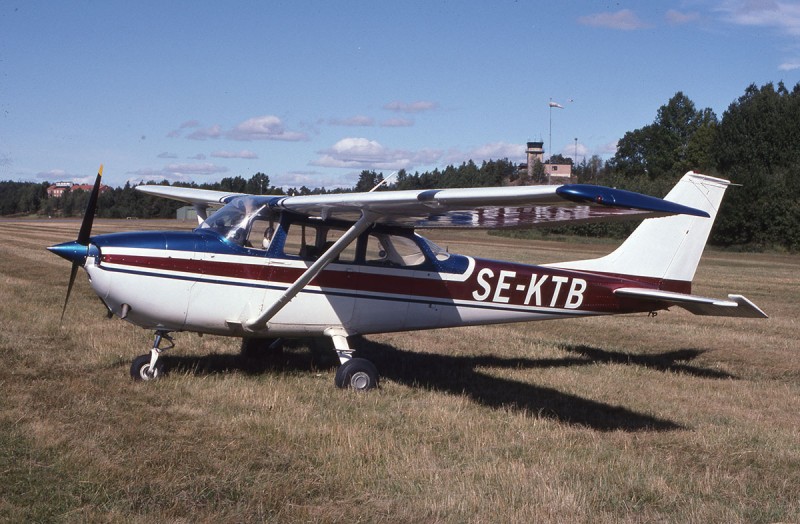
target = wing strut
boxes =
[243,212,375,332]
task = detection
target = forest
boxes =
[1,81,798,250]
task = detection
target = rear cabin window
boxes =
[281,223,357,263]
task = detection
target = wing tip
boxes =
[557,184,710,218]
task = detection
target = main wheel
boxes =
[130,354,163,381]
[334,358,379,391]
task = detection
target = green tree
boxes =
[611,92,718,180]
[711,81,800,249]
[245,172,270,195]
[355,170,383,192]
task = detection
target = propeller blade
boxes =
[51,164,103,323]
[77,164,103,245]
[60,261,80,323]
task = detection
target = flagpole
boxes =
[549,98,553,184]
[548,98,552,163]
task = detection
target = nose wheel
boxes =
[130,330,173,381]
[130,353,163,380]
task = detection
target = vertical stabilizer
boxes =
[551,172,729,283]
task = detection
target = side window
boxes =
[365,233,426,267]
[392,235,426,266]
[246,218,275,250]
[365,234,390,265]
[323,227,357,264]
[281,223,357,263]
[282,224,319,258]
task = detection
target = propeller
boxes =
[47,165,104,322]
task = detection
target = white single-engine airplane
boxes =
[49,167,766,390]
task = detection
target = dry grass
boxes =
[1,219,798,523]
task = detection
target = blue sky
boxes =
[2,1,799,189]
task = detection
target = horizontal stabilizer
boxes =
[614,288,768,318]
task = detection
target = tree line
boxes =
[1,81,797,250]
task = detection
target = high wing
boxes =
[137,183,709,229]
[136,185,247,206]
[136,185,249,224]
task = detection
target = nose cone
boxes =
[48,241,89,266]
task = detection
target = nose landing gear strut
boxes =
[130,330,174,381]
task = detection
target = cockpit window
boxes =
[198,197,272,247]
[419,235,451,261]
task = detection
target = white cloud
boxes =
[227,115,308,141]
[171,115,307,142]
[470,142,526,161]
[186,124,223,140]
[210,150,259,159]
[444,142,526,165]
[600,141,619,156]
[167,120,202,138]
[36,168,70,180]
[312,137,442,170]
[126,163,228,185]
[778,60,800,70]
[381,117,414,127]
[157,152,178,159]
[127,172,194,185]
[665,10,701,25]
[329,115,375,127]
[578,9,649,30]
[383,100,439,113]
[559,142,591,160]
[274,170,354,190]
[162,162,228,176]
[718,0,800,36]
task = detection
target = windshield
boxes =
[198,197,270,245]
[418,235,451,261]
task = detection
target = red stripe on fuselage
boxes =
[100,253,686,314]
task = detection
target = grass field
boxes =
[1,218,798,523]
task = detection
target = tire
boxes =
[334,358,379,391]
[130,354,163,381]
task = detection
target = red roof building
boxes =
[47,182,110,198]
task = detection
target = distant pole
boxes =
[548,99,552,184]
[548,98,553,163]
[573,138,578,181]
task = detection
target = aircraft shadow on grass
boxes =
[160,338,736,433]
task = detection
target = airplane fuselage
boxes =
[85,227,679,339]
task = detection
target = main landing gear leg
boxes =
[330,334,379,391]
[130,330,174,381]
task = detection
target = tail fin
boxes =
[553,172,729,284]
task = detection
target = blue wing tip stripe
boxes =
[556,184,710,218]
